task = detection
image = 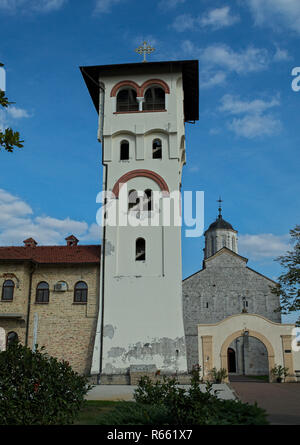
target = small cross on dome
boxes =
[217,196,223,218]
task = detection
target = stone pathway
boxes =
[230,381,300,425]
[85,384,236,401]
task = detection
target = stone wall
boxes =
[183,250,281,372]
[0,262,99,375]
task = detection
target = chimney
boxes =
[23,238,38,248]
[65,235,79,247]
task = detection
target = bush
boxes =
[97,402,171,425]
[133,373,268,425]
[208,367,228,384]
[0,341,92,425]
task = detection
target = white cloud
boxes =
[158,0,185,10]
[7,106,31,119]
[228,113,282,139]
[246,0,300,34]
[94,0,122,14]
[273,47,291,62]
[239,233,290,259]
[171,7,239,32]
[0,0,67,13]
[0,188,100,245]
[200,6,240,29]
[219,94,280,115]
[199,44,270,74]
[200,71,227,90]
[219,94,282,139]
[171,13,195,32]
[0,105,31,131]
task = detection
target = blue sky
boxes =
[0,0,299,322]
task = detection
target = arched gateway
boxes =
[198,313,297,383]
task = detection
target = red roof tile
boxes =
[0,245,101,264]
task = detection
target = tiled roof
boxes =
[0,245,101,264]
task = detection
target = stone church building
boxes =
[183,206,282,377]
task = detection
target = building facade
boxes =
[182,210,297,378]
[0,236,100,375]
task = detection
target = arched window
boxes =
[144,189,152,211]
[2,280,15,301]
[74,281,88,303]
[143,87,165,111]
[128,189,140,211]
[6,331,18,347]
[36,282,49,303]
[120,140,129,160]
[116,88,138,112]
[136,238,146,261]
[152,139,162,159]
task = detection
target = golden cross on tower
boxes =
[135,41,155,63]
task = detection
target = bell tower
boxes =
[81,59,199,379]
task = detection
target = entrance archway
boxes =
[220,329,275,382]
[227,347,236,373]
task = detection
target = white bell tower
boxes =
[81,58,199,379]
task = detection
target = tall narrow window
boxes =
[74,281,88,303]
[152,139,162,159]
[128,189,140,211]
[116,89,138,112]
[36,282,49,303]
[2,280,15,301]
[143,87,165,111]
[120,140,129,160]
[144,189,152,211]
[136,238,146,261]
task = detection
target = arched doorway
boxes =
[227,347,236,373]
[220,329,275,382]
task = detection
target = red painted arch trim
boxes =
[112,169,170,198]
[110,80,141,97]
[140,79,170,96]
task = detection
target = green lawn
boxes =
[247,375,269,382]
[74,401,132,425]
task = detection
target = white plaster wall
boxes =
[92,67,187,375]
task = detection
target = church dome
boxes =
[206,214,235,232]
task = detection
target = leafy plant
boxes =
[271,365,289,382]
[0,68,24,153]
[97,402,171,425]
[208,367,228,384]
[133,371,268,425]
[0,341,92,425]
[272,225,300,326]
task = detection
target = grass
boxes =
[246,375,269,382]
[74,401,133,425]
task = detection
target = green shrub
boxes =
[133,373,268,425]
[97,402,171,425]
[0,341,92,425]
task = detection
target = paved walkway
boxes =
[230,382,300,425]
[85,384,236,401]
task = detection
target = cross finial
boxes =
[135,41,155,63]
[217,196,223,218]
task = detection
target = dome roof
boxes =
[206,215,235,232]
